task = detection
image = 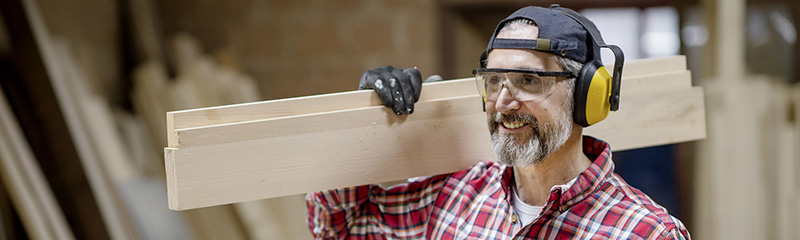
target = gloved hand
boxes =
[359,66,422,115]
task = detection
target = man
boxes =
[307,5,690,239]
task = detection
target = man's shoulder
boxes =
[595,173,690,238]
[450,161,506,179]
[437,161,507,193]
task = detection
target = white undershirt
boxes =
[511,177,578,225]
[511,188,543,225]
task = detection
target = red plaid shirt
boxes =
[306,136,690,239]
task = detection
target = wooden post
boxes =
[693,0,800,239]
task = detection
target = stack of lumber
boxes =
[8,0,315,238]
[133,33,308,239]
[164,55,707,211]
[14,0,255,238]
[0,85,74,240]
[127,0,297,238]
[13,0,144,238]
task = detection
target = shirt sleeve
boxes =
[659,217,691,240]
[305,174,449,239]
[660,228,690,240]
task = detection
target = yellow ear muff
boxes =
[573,60,612,127]
[584,66,612,125]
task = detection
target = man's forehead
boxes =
[497,24,540,39]
[486,49,563,71]
[490,24,562,70]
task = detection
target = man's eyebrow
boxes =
[512,66,546,71]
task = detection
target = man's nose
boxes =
[494,84,520,113]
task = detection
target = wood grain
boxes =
[167,56,687,132]
[166,87,705,210]
[166,62,691,148]
[166,77,476,147]
[584,87,706,150]
[612,55,686,78]
[164,55,704,210]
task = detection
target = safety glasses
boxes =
[473,68,574,102]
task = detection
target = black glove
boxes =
[359,66,422,115]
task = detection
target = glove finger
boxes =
[359,69,378,90]
[393,68,415,114]
[402,68,423,102]
[378,70,405,115]
[368,72,395,109]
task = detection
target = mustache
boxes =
[488,112,539,133]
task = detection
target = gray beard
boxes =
[488,108,572,167]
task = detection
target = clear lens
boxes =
[475,71,561,102]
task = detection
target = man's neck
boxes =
[512,125,592,206]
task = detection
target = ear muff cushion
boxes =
[573,60,611,127]
[584,66,612,125]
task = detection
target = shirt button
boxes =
[560,205,569,212]
[510,214,518,223]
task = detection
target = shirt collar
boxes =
[499,136,614,207]
[560,136,614,206]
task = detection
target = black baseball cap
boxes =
[482,4,604,65]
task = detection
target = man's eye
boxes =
[522,74,541,85]
[487,75,502,85]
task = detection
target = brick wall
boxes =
[158,0,440,100]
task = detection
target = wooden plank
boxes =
[613,55,686,78]
[166,56,687,132]
[169,69,691,148]
[584,87,706,150]
[166,68,691,148]
[165,95,490,210]
[172,95,483,148]
[620,70,691,95]
[166,85,705,210]
[166,77,475,146]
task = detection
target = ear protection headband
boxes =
[478,5,624,127]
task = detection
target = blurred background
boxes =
[0,0,798,239]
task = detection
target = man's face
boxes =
[485,25,574,167]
